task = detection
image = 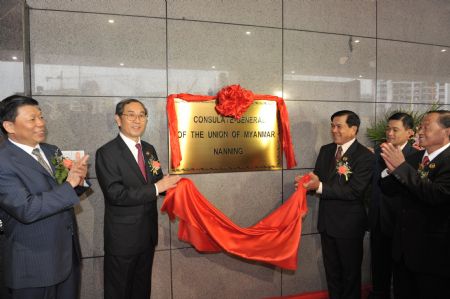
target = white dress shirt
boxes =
[119,132,159,195]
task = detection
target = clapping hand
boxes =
[380,142,405,172]
[66,152,89,188]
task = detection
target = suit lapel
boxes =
[7,140,54,178]
[402,143,414,157]
[116,136,147,184]
[325,144,338,180]
[427,146,450,174]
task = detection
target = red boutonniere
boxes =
[146,151,161,175]
[336,157,352,181]
[51,151,73,184]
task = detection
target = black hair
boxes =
[0,95,39,135]
[331,110,360,133]
[115,98,147,116]
[388,112,414,130]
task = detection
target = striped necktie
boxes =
[32,148,53,175]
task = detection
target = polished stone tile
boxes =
[167,0,282,27]
[284,0,376,37]
[75,180,104,257]
[284,30,376,102]
[80,257,104,299]
[0,0,24,99]
[375,102,450,121]
[281,234,327,295]
[36,96,168,177]
[168,20,282,96]
[377,40,450,104]
[152,250,172,299]
[167,171,283,249]
[172,247,281,299]
[286,101,375,169]
[27,0,166,17]
[283,169,319,235]
[378,0,450,46]
[30,10,166,97]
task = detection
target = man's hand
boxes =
[66,153,89,188]
[155,174,181,193]
[301,172,320,191]
[380,142,405,172]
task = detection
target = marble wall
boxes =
[1,1,449,298]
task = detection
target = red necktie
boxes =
[135,143,147,181]
[422,156,430,167]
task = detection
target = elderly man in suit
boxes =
[368,112,417,299]
[300,110,374,299]
[0,95,89,299]
[380,110,450,299]
[96,98,180,299]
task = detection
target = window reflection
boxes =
[0,1,24,99]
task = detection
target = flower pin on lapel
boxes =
[429,163,436,169]
[145,151,150,156]
[148,155,161,175]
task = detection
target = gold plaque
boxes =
[170,99,281,174]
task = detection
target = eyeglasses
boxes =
[121,113,148,122]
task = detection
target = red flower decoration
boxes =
[215,84,254,119]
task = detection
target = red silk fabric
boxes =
[161,175,310,270]
[167,89,297,169]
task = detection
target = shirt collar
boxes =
[119,132,141,148]
[337,138,356,155]
[425,142,450,162]
[8,138,42,156]
[399,141,408,151]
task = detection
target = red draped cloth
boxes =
[161,175,310,270]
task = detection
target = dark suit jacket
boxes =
[381,146,450,276]
[95,135,163,256]
[369,144,417,236]
[0,140,83,289]
[314,140,374,238]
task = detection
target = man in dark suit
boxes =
[301,110,374,299]
[368,113,416,299]
[0,95,89,299]
[380,110,450,299]
[96,99,180,299]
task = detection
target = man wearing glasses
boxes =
[96,99,180,299]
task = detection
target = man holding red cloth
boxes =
[301,110,374,299]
